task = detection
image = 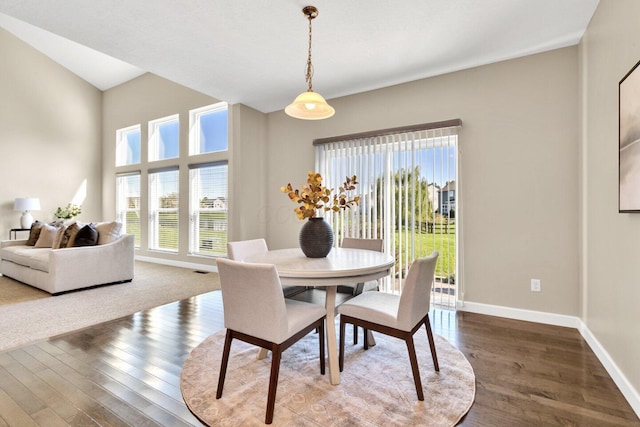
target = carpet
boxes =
[0,277,49,305]
[0,261,220,352]
[181,327,475,426]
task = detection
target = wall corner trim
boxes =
[457,300,640,418]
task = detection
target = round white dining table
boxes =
[245,247,394,385]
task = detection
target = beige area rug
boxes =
[0,261,220,352]
[0,277,49,305]
[181,327,475,426]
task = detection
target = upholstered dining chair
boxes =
[215,258,326,424]
[227,238,268,262]
[227,238,306,298]
[338,251,440,401]
[337,237,384,345]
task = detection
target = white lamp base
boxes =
[20,211,34,229]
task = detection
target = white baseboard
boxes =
[457,300,580,328]
[457,300,640,418]
[135,255,219,273]
[578,322,640,417]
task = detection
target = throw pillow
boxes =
[34,223,63,248]
[96,221,123,245]
[52,225,68,249]
[73,223,98,247]
[60,222,82,248]
[26,221,43,246]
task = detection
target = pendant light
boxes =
[285,6,335,120]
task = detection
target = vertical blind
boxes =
[315,120,461,307]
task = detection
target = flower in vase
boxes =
[281,171,360,220]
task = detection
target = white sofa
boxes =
[0,234,134,295]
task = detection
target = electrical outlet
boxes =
[531,279,541,292]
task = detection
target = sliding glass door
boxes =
[315,122,459,309]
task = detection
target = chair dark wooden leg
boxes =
[353,324,358,345]
[405,334,424,401]
[265,345,282,424]
[318,319,326,375]
[364,328,369,350]
[216,329,233,399]
[339,317,346,372]
[424,315,439,371]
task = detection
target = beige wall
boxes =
[0,27,102,238]
[228,103,269,241]
[266,47,580,316]
[581,0,640,399]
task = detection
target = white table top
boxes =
[245,247,394,286]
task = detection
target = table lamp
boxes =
[14,197,41,229]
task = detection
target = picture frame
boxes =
[619,58,640,212]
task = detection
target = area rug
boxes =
[0,261,220,352]
[181,327,475,426]
[0,276,49,305]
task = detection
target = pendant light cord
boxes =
[305,12,314,92]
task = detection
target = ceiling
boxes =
[0,0,599,113]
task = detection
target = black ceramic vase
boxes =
[299,217,334,258]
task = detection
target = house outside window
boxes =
[440,181,456,216]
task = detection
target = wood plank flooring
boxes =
[0,290,638,426]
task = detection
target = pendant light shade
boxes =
[285,90,335,120]
[285,6,335,120]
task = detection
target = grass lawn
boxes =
[395,231,455,279]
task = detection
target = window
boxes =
[115,173,141,247]
[315,120,460,309]
[115,103,230,261]
[149,169,179,252]
[189,102,228,155]
[189,162,228,256]
[149,115,179,161]
[116,125,141,166]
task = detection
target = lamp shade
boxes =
[14,197,40,228]
[285,90,335,120]
[14,197,41,212]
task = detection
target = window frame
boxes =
[115,124,141,166]
[189,102,229,156]
[188,161,229,257]
[148,167,180,253]
[115,172,141,247]
[148,114,180,162]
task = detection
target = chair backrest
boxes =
[341,237,384,252]
[216,258,289,343]
[397,252,439,331]
[227,238,268,261]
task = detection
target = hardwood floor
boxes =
[0,290,637,426]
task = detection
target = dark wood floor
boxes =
[0,290,638,426]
